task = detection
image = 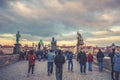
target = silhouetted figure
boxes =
[77,51,87,74]
[96,49,104,72]
[109,48,116,80]
[16,31,21,44]
[54,50,65,80]
[51,37,57,51]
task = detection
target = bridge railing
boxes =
[0,54,19,68]
[93,56,111,70]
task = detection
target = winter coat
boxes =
[113,53,120,72]
[54,54,65,68]
[47,52,55,62]
[87,53,93,62]
[96,51,104,62]
[109,52,115,64]
[77,52,87,64]
[28,54,36,65]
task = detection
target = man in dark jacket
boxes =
[109,48,116,80]
[77,50,87,74]
[54,50,65,80]
[96,49,104,72]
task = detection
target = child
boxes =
[27,50,36,77]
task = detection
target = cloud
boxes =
[92,31,109,35]
[85,36,120,46]
[0,0,120,47]
[0,33,14,37]
[110,26,120,32]
[0,0,7,7]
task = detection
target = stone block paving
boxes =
[0,59,113,80]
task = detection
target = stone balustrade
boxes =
[0,54,19,68]
[93,56,111,70]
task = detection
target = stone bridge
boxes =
[0,58,113,80]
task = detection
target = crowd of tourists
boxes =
[26,48,120,80]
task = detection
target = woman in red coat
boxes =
[27,50,36,77]
[87,53,93,71]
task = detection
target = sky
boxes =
[0,0,120,47]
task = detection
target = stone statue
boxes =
[13,31,21,54]
[51,37,56,51]
[77,32,84,52]
[38,40,44,50]
[16,31,21,44]
[77,32,84,46]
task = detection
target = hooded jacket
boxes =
[113,53,120,72]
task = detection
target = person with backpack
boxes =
[77,50,87,74]
[54,50,65,80]
[47,49,55,76]
[113,50,120,80]
[87,53,93,71]
[27,50,36,77]
[96,49,104,72]
[67,51,73,72]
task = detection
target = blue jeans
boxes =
[68,60,73,71]
[48,62,53,74]
[38,55,41,61]
[115,71,119,80]
[88,62,92,71]
[98,62,103,72]
[80,63,86,73]
[56,66,63,80]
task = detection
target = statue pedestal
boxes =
[13,43,21,54]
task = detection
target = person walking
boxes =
[67,51,73,72]
[54,50,65,80]
[87,53,93,71]
[47,49,55,76]
[109,48,116,80]
[27,50,36,77]
[96,49,104,72]
[113,50,120,80]
[77,50,87,74]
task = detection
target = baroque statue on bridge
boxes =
[77,32,84,52]
[38,40,44,50]
[51,37,57,51]
[16,31,21,44]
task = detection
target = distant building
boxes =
[82,46,93,54]
[21,45,33,51]
[59,45,93,54]
[59,45,76,53]
[106,43,120,53]
[1,45,14,54]
[0,45,34,54]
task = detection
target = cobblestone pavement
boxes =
[0,59,112,80]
